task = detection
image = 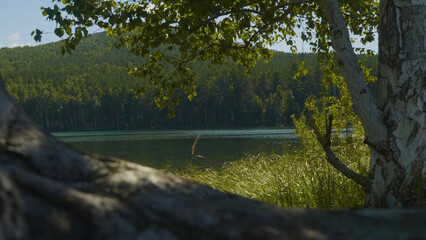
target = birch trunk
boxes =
[322,0,425,207]
[367,0,426,207]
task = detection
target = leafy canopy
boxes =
[34,0,378,114]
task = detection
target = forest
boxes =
[0,2,424,239]
[0,32,377,131]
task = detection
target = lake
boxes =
[53,129,300,169]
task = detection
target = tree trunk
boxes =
[67,106,74,128]
[59,110,63,130]
[321,0,425,207]
[81,110,87,129]
[0,80,425,239]
[367,0,426,207]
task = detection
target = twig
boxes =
[309,115,369,189]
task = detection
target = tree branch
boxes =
[190,0,315,32]
[319,0,387,147]
[309,115,369,189]
[270,0,316,12]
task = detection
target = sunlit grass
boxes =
[180,136,369,210]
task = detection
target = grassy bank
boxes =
[180,135,369,210]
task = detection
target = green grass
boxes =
[180,136,370,210]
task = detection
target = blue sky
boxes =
[0,0,57,48]
[0,0,377,52]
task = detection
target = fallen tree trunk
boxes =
[0,80,425,240]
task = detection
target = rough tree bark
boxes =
[369,0,426,208]
[321,0,425,208]
[0,80,425,239]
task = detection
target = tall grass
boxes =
[180,132,370,210]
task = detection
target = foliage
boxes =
[34,0,379,114]
[3,32,371,131]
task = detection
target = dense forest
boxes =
[0,32,377,131]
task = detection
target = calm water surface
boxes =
[53,129,299,169]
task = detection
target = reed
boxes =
[180,134,369,210]
[191,135,200,155]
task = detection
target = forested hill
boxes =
[0,32,376,131]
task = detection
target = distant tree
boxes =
[2,37,324,130]
[36,0,424,207]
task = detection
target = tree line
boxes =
[0,32,376,131]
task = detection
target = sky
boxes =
[0,0,377,52]
[0,0,56,48]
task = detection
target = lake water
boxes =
[53,129,300,169]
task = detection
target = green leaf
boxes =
[54,28,65,37]
[33,29,43,42]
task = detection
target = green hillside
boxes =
[0,32,375,131]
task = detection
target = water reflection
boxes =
[53,129,299,169]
